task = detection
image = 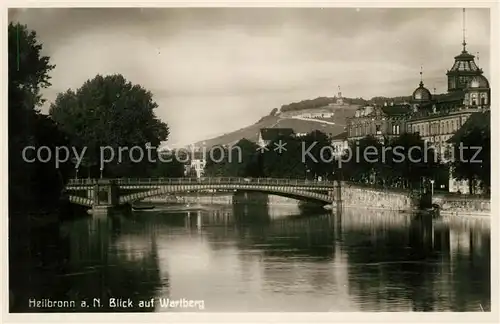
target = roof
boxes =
[447,110,490,143]
[448,50,482,73]
[419,91,464,111]
[412,82,432,101]
[434,90,465,103]
[467,75,490,89]
[380,104,412,116]
[259,128,295,141]
[330,131,348,141]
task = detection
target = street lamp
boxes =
[430,179,435,197]
[100,167,103,179]
[75,168,79,180]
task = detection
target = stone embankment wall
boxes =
[432,195,490,216]
[142,185,490,216]
[339,184,415,211]
[142,191,303,207]
[143,193,233,205]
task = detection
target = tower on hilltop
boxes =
[336,85,344,105]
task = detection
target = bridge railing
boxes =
[67,177,338,187]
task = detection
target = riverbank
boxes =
[143,193,232,205]
[142,191,308,207]
[339,184,417,211]
[433,195,491,216]
[132,187,492,217]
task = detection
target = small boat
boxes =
[132,204,156,211]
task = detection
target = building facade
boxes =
[330,131,348,158]
[183,151,206,178]
[405,42,490,193]
[344,14,490,194]
[346,103,411,142]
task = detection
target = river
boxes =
[9,203,490,312]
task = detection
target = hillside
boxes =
[192,105,358,148]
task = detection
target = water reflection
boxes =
[10,215,166,312]
[10,203,490,312]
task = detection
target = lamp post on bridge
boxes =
[100,167,103,179]
[71,157,79,179]
[430,179,435,198]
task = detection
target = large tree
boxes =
[8,23,71,213]
[388,132,441,190]
[342,135,384,184]
[451,114,490,194]
[150,150,187,178]
[290,130,337,180]
[204,139,261,177]
[49,74,169,177]
[261,134,307,179]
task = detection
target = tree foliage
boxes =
[8,23,71,213]
[204,139,261,177]
[150,151,186,178]
[204,131,336,180]
[451,121,490,194]
[261,135,307,178]
[301,130,335,179]
[49,74,169,177]
[342,133,443,190]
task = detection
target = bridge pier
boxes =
[89,205,114,215]
[87,181,121,216]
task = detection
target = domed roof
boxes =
[467,75,489,89]
[412,81,432,102]
[449,51,481,73]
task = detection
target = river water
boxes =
[9,203,490,312]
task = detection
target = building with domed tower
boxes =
[405,9,490,193]
[345,8,490,194]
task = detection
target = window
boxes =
[481,97,486,105]
[376,125,381,135]
[471,93,477,106]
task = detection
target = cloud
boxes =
[10,8,490,145]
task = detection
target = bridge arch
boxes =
[119,185,333,205]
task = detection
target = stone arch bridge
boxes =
[65,177,341,214]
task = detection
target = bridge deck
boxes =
[67,177,338,187]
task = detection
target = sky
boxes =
[9,8,491,146]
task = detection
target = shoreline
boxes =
[141,192,491,218]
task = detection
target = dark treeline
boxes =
[277,96,435,113]
[204,131,334,180]
[279,96,368,112]
[204,130,490,195]
[277,93,470,114]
